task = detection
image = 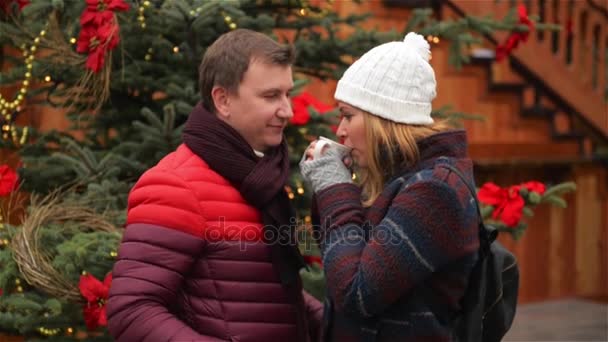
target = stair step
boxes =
[488,82,525,92]
[469,142,581,160]
[551,112,578,137]
[521,105,555,118]
[551,132,585,141]
[470,54,526,92]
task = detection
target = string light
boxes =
[173,46,179,53]
[145,47,153,61]
[285,185,295,199]
[37,327,61,337]
[297,187,305,195]
[66,327,74,335]
[297,0,335,18]
[137,0,151,29]
[19,126,28,145]
[110,251,118,257]
[69,37,76,44]
[223,12,237,30]
[10,125,29,146]
[190,5,204,17]
[0,25,47,142]
[1,124,28,146]
[426,35,441,44]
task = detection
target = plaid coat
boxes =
[314,130,480,342]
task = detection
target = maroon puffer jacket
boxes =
[107,144,322,342]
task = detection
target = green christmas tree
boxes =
[0,0,573,340]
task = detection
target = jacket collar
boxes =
[387,129,469,182]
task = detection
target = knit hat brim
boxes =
[334,80,434,125]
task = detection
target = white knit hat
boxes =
[334,32,436,125]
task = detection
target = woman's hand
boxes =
[302,140,353,167]
[303,140,325,161]
[299,140,353,193]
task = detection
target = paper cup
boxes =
[312,136,352,159]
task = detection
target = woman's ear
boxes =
[211,86,230,118]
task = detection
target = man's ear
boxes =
[211,86,230,119]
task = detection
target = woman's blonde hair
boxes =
[359,112,453,207]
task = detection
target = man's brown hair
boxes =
[199,29,296,113]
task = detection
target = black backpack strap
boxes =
[360,323,379,342]
[356,163,494,342]
[439,163,497,255]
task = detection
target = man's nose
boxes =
[277,96,293,119]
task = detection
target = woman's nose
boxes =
[336,119,347,139]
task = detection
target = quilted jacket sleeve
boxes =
[303,290,323,341]
[107,169,222,341]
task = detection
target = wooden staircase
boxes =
[446,0,607,161]
[466,55,592,159]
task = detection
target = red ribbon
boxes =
[496,4,535,61]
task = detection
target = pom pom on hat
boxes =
[334,32,437,125]
[403,32,431,63]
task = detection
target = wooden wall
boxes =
[474,164,608,303]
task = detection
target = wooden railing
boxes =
[449,0,607,138]
[588,0,608,17]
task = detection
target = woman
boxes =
[300,32,480,341]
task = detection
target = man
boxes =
[107,29,322,342]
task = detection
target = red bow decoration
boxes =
[303,255,323,268]
[514,181,546,195]
[496,4,534,61]
[16,0,28,9]
[478,182,525,227]
[290,92,333,126]
[77,20,121,73]
[478,180,547,227]
[0,0,29,13]
[566,18,573,37]
[0,165,19,197]
[81,0,129,27]
[79,272,112,331]
[76,0,129,73]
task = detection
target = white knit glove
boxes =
[299,147,353,193]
